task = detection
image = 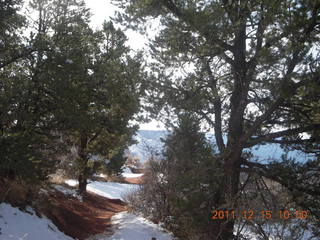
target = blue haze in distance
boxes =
[129,130,314,164]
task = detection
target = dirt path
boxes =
[123,176,143,184]
[0,177,143,240]
[45,190,126,240]
[46,176,144,239]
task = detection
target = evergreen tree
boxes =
[114,0,320,238]
[0,0,60,181]
[28,0,145,194]
[163,113,222,239]
[0,0,27,68]
[1,0,145,186]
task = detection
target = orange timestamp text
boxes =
[211,209,309,220]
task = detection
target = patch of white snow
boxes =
[0,203,73,240]
[88,211,173,240]
[64,180,139,201]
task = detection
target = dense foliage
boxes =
[114,0,320,238]
[128,113,224,239]
[0,0,145,190]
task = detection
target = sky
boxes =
[84,0,165,130]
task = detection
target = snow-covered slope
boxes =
[130,130,314,163]
[0,203,72,240]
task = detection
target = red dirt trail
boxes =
[0,176,143,240]
[45,190,125,240]
[46,176,143,239]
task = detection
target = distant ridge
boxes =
[129,130,314,164]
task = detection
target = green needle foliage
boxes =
[163,113,223,239]
[113,0,320,238]
[1,0,146,189]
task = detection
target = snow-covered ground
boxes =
[0,203,72,240]
[121,166,144,178]
[3,179,315,240]
[121,172,143,178]
[1,179,172,240]
[64,180,139,201]
[62,179,174,240]
[88,212,173,240]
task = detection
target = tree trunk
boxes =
[209,148,242,240]
[78,173,88,195]
[77,133,88,195]
[209,170,241,239]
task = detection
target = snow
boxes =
[52,185,77,196]
[64,180,139,201]
[120,167,143,178]
[121,166,133,174]
[64,179,78,187]
[61,180,174,240]
[88,211,173,240]
[122,173,144,178]
[93,173,107,178]
[52,185,83,202]
[0,203,72,240]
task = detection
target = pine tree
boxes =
[0,0,27,68]
[114,0,320,238]
[163,113,222,239]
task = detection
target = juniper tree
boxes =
[1,0,145,186]
[0,0,59,180]
[28,0,145,194]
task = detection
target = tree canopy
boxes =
[0,0,146,190]
[113,0,320,238]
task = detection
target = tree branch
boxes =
[0,48,35,69]
[245,124,320,147]
[242,161,320,197]
[205,60,225,152]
